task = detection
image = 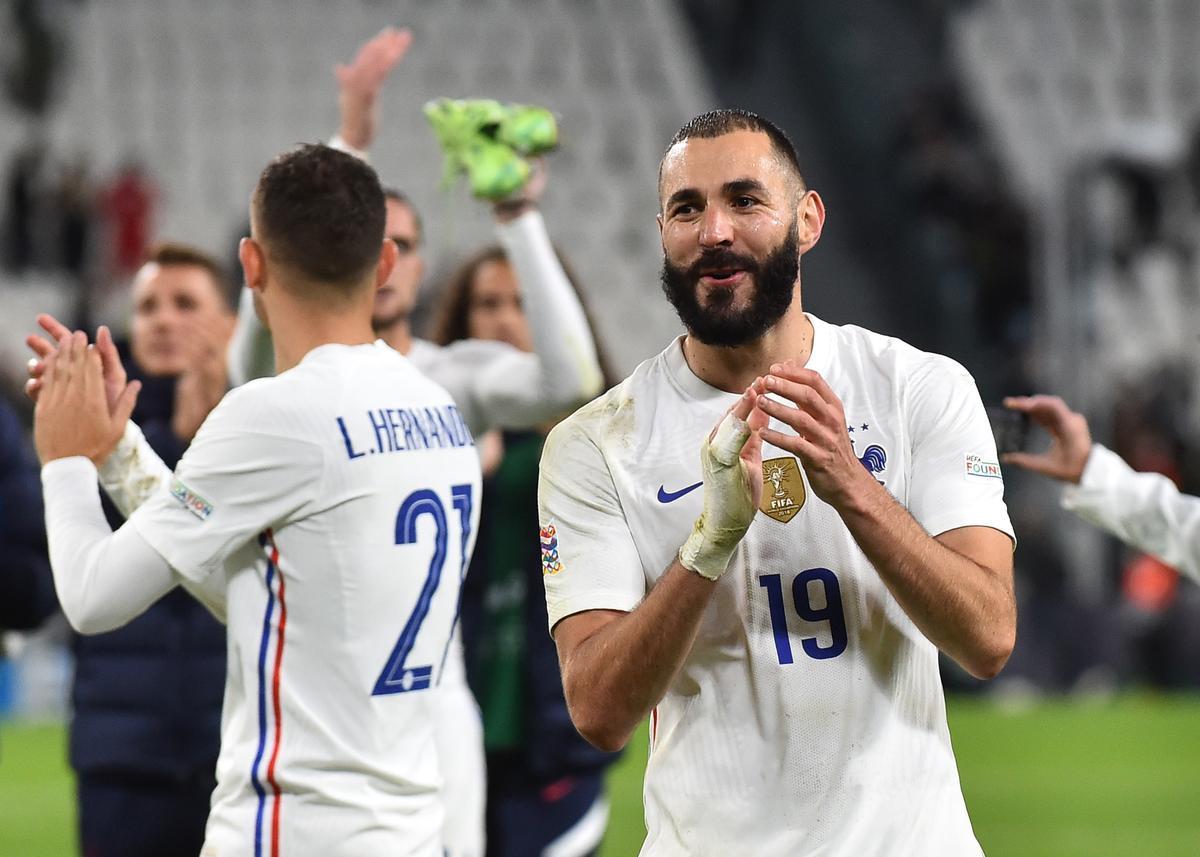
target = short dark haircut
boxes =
[252,144,386,294]
[660,108,806,193]
[382,186,424,247]
[145,241,233,310]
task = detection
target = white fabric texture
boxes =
[538,314,1013,857]
[42,456,178,634]
[1063,443,1200,582]
[109,341,479,857]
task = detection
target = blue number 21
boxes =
[372,485,473,696]
[759,568,848,663]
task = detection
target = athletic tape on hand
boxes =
[679,409,756,581]
[709,412,750,466]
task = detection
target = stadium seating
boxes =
[0,0,713,375]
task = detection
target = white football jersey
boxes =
[129,342,481,857]
[539,314,1014,857]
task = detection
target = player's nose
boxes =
[698,206,734,247]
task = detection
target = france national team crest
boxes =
[760,457,806,523]
[540,524,564,575]
[848,421,887,485]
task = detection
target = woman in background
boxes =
[432,246,619,857]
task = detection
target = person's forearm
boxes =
[496,211,603,407]
[1064,444,1200,582]
[562,561,716,751]
[97,421,174,518]
[42,457,178,634]
[837,478,1015,679]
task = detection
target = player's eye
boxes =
[391,237,415,256]
[732,196,756,208]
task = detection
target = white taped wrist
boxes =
[677,411,756,581]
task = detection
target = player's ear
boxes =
[239,237,266,294]
[375,237,398,291]
[796,190,825,254]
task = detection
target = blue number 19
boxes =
[759,568,848,663]
[372,484,473,696]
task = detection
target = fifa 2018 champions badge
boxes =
[169,477,214,521]
[760,457,806,523]
[540,524,564,575]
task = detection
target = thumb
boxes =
[112,380,141,428]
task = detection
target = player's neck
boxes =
[683,301,813,394]
[271,300,377,373]
[375,317,413,356]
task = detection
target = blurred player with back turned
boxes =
[33,144,480,857]
[539,109,1017,856]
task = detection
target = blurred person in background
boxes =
[431,247,619,857]
[1004,394,1200,583]
[101,160,156,279]
[228,28,605,857]
[0,393,54,632]
[26,242,234,857]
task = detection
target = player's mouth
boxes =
[698,269,747,287]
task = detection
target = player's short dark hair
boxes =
[382,186,424,247]
[660,108,806,192]
[252,144,386,294]
[144,241,233,310]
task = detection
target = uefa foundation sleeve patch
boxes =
[540,524,563,575]
[964,454,1002,481]
[170,477,215,520]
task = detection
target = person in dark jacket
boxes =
[0,393,54,632]
[432,246,619,857]
[60,242,233,857]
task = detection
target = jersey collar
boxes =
[666,312,832,402]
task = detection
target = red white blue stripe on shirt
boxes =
[251,530,287,857]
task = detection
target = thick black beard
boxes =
[660,226,800,347]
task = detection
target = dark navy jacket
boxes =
[70,367,225,780]
[461,431,618,783]
[0,396,54,632]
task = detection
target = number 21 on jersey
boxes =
[759,568,848,663]
[372,484,473,696]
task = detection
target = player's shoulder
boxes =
[818,315,973,386]
[543,371,639,465]
[220,342,448,426]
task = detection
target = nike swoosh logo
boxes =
[657,481,703,503]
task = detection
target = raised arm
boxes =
[228,27,412,386]
[487,169,604,417]
[33,331,179,634]
[1005,394,1200,582]
[545,390,765,751]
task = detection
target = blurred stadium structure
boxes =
[0,0,708,380]
[954,0,1200,611]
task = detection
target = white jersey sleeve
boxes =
[97,421,172,518]
[1063,443,1200,581]
[538,399,647,632]
[127,384,324,586]
[905,356,1015,541]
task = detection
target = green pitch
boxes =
[598,694,1200,856]
[3,696,1200,856]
